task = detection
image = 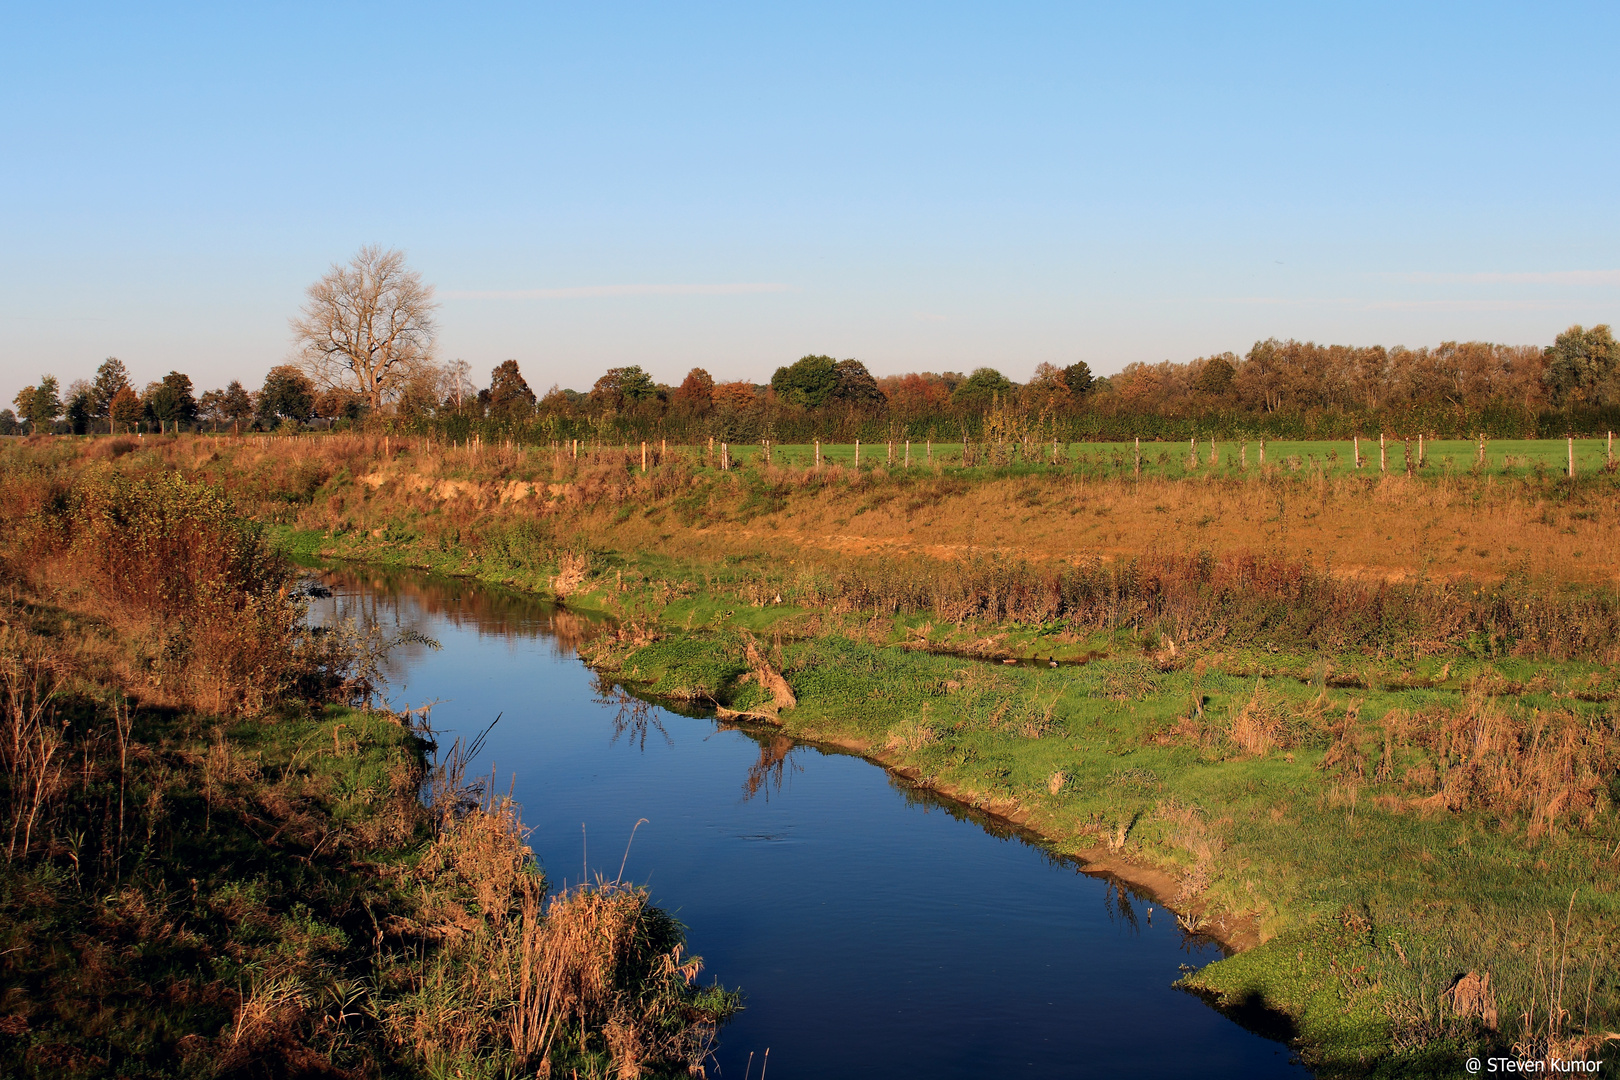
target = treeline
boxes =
[10,324,1620,443]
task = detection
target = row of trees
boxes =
[4,359,324,436]
[6,245,1616,440]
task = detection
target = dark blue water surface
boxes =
[314,568,1310,1079]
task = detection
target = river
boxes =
[311,565,1310,1079]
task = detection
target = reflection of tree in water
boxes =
[1104,879,1145,934]
[735,728,802,802]
[593,675,673,751]
[311,564,611,657]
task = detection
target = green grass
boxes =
[598,628,1620,1077]
[679,438,1619,481]
[0,695,432,1076]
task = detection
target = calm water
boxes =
[312,567,1309,1079]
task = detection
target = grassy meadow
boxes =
[8,430,1620,1077]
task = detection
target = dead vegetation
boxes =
[0,446,736,1078]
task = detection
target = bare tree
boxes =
[290,246,438,412]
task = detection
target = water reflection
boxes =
[311,563,611,656]
[595,679,674,752]
[306,563,1310,1079]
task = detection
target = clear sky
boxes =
[3,1,1618,402]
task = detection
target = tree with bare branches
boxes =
[290,246,438,412]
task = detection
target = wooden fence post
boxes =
[1209,438,1217,466]
[641,441,647,473]
[1259,439,1266,467]
[1568,434,1575,479]
[1379,433,1386,474]
[1353,434,1360,468]
[1240,441,1247,468]
[905,439,911,468]
[855,438,860,466]
[815,439,821,468]
[1134,436,1141,479]
[1417,433,1424,468]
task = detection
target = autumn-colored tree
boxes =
[313,386,366,422]
[878,372,953,418]
[1021,363,1074,415]
[108,385,142,433]
[672,368,715,414]
[711,380,759,412]
[11,386,36,432]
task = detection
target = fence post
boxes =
[722,442,730,470]
[905,439,911,468]
[1417,433,1424,468]
[815,439,821,468]
[1379,433,1386,474]
[1353,434,1360,469]
[926,438,932,463]
[855,439,860,466]
[1240,441,1247,468]
[1134,436,1141,479]
[1568,434,1575,479]
[1258,438,1265,467]
[1477,433,1484,468]
[641,441,647,473]
[1209,438,1217,466]
[1188,436,1196,468]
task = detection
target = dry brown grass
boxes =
[1396,690,1620,838]
[84,432,1620,589]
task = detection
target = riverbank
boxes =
[0,452,736,1078]
[267,544,1620,1077]
[15,433,1620,1076]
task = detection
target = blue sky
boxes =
[3,1,1618,401]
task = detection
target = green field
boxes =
[657,437,1618,480]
